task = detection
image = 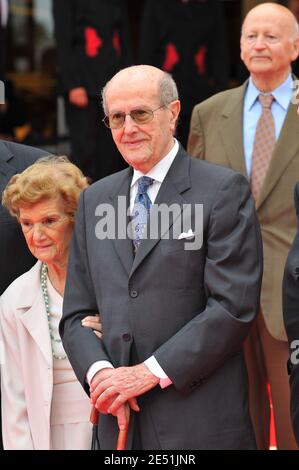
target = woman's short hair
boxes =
[2,156,89,220]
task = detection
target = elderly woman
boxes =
[0,156,101,450]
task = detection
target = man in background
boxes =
[188,2,299,449]
[53,0,132,182]
[139,0,229,148]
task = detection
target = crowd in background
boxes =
[2,0,230,181]
[0,0,298,182]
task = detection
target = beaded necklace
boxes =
[40,262,67,360]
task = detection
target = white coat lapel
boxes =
[18,262,53,366]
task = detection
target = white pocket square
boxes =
[178,229,195,240]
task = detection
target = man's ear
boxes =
[169,100,181,133]
[240,37,245,63]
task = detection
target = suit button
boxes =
[122,333,131,342]
[189,378,203,389]
[130,290,138,298]
[190,381,198,389]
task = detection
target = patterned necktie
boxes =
[132,176,154,251]
[250,94,275,200]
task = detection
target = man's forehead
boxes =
[108,73,158,93]
[243,6,294,33]
[106,79,159,107]
[244,15,281,30]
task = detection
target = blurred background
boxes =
[0,0,297,160]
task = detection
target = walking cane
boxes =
[90,405,100,450]
[116,404,130,450]
[90,404,130,450]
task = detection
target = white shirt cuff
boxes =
[86,360,114,386]
[144,356,172,389]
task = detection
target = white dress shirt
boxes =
[86,139,179,388]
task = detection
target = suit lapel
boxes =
[129,148,191,279]
[219,82,248,177]
[256,101,299,210]
[109,168,135,276]
[18,262,53,366]
[0,142,15,193]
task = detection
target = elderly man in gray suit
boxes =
[60,65,263,450]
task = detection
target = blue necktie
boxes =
[132,176,154,251]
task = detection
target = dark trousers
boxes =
[131,401,161,450]
[65,97,127,182]
[130,342,161,450]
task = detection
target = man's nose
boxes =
[253,35,267,49]
[123,114,137,133]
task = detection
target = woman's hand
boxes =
[81,314,102,338]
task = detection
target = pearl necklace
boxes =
[40,262,67,360]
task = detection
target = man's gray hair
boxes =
[159,72,179,106]
[101,70,179,115]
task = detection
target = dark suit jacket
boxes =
[139,0,229,109]
[53,0,132,96]
[61,146,263,450]
[0,141,49,295]
[283,181,299,445]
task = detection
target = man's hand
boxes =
[90,368,140,431]
[69,87,88,107]
[90,364,159,416]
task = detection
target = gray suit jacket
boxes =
[61,146,263,450]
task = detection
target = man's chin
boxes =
[123,152,151,168]
[249,58,272,68]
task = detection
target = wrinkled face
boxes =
[19,196,73,267]
[105,72,180,173]
[240,7,299,79]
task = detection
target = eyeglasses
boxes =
[102,105,166,129]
